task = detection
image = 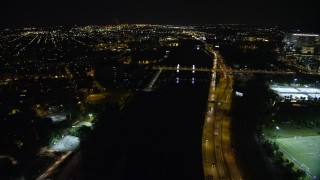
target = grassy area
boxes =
[263,123,320,179]
[276,136,320,179]
[263,123,320,138]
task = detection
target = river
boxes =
[82,40,212,180]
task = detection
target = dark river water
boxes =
[83,40,212,180]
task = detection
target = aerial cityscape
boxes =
[0,1,319,180]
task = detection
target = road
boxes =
[57,150,83,180]
[202,45,242,180]
[147,66,295,75]
[36,151,72,180]
[202,55,219,179]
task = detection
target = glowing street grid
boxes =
[50,135,80,152]
[271,86,320,100]
[276,136,320,179]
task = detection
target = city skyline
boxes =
[1,23,320,179]
[0,0,319,32]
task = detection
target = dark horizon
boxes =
[1,22,319,34]
[1,0,319,32]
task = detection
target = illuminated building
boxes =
[283,33,320,54]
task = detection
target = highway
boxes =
[202,55,219,179]
[202,44,242,180]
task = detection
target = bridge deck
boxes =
[146,66,295,75]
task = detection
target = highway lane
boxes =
[213,72,230,180]
[215,51,242,180]
[202,53,223,180]
[222,76,242,180]
[202,44,242,180]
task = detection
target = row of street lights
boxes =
[270,79,319,87]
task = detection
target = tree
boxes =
[285,162,294,170]
[273,142,279,151]
[78,126,92,142]
[275,151,283,161]
[295,169,306,179]
[36,117,53,143]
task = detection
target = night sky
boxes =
[0,0,319,31]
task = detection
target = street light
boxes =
[274,126,280,139]
[88,113,93,118]
[293,78,297,86]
